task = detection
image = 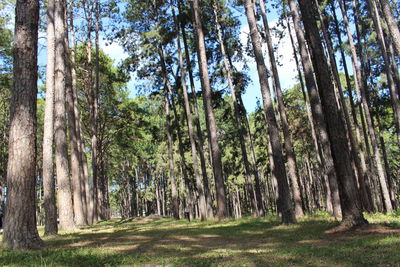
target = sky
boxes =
[99,3,299,113]
[4,1,356,114]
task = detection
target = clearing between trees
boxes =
[1,213,399,266]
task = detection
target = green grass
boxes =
[1,213,400,266]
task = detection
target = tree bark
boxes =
[244,0,295,224]
[3,0,43,249]
[213,2,259,217]
[259,0,303,218]
[331,1,373,212]
[379,0,400,57]
[190,0,227,220]
[297,0,367,227]
[175,7,207,220]
[54,0,75,231]
[42,0,58,236]
[287,0,342,218]
[341,0,393,212]
[180,20,213,219]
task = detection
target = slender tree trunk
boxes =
[3,0,43,249]
[213,3,258,217]
[245,0,295,224]
[238,96,265,216]
[190,0,227,220]
[175,10,207,220]
[286,1,342,218]
[54,0,75,231]
[297,0,367,227]
[341,0,393,212]
[68,1,90,223]
[65,9,87,226]
[258,0,303,218]
[43,0,58,236]
[379,0,400,57]
[369,0,400,144]
[163,65,179,220]
[179,3,213,217]
[331,1,373,212]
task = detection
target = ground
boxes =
[1,212,400,266]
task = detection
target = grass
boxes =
[1,213,400,266]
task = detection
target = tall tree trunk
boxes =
[68,0,90,223]
[258,0,303,218]
[244,0,295,224]
[179,1,213,217]
[331,2,373,212]
[42,0,58,236]
[83,0,98,223]
[175,10,207,220]
[286,10,334,214]
[213,2,259,217]
[297,0,367,227]
[379,0,400,57]
[238,95,265,216]
[54,0,75,231]
[190,0,227,220]
[65,9,87,226]
[3,0,43,249]
[163,66,179,220]
[340,0,393,212]
[286,1,342,218]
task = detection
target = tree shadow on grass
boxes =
[1,217,400,266]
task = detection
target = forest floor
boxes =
[1,212,400,266]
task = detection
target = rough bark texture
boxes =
[2,0,43,249]
[379,0,400,57]
[175,12,207,220]
[297,0,367,227]
[213,3,259,217]
[65,31,87,226]
[180,15,213,218]
[348,0,393,212]
[259,0,303,218]
[244,0,295,224]
[43,0,58,236]
[68,1,90,224]
[191,0,227,220]
[331,1,373,213]
[164,77,179,220]
[54,0,75,231]
[287,0,342,218]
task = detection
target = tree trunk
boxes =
[331,2,373,212]
[175,9,207,220]
[259,0,303,218]
[179,2,213,217]
[213,2,259,217]
[3,0,43,249]
[163,68,179,220]
[42,0,58,236]
[54,0,75,231]
[341,0,393,212]
[191,0,227,220]
[379,0,400,57]
[286,0,342,218]
[65,9,87,226]
[68,0,90,223]
[244,0,295,224]
[297,0,367,227]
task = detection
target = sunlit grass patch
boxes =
[1,213,399,266]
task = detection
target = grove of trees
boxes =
[1,0,400,249]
